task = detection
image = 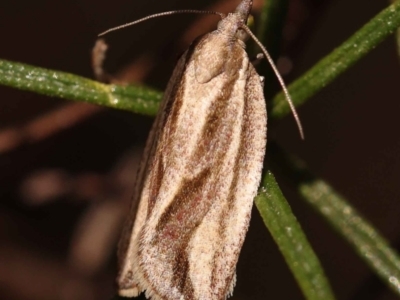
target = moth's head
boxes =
[216,0,252,44]
[233,0,253,43]
[234,0,253,23]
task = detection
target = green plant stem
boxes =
[254,0,289,100]
[269,147,400,296]
[256,0,289,53]
[0,59,161,115]
[256,171,336,300]
[255,2,335,298]
[300,179,400,295]
[271,0,400,118]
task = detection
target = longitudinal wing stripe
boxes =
[188,68,247,300]
[117,50,191,296]
[210,63,267,298]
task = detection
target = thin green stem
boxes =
[256,171,336,300]
[269,147,400,296]
[271,0,400,118]
[300,179,400,295]
[0,59,161,115]
[255,2,335,298]
[256,0,289,53]
[254,0,289,100]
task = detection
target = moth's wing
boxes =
[117,49,191,297]
[185,50,267,300]
[135,32,267,300]
[208,62,266,298]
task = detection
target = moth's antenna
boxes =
[99,10,224,36]
[242,25,304,140]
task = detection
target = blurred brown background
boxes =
[0,0,400,299]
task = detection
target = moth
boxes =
[99,0,302,299]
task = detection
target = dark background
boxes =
[0,0,399,299]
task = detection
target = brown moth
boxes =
[105,0,301,299]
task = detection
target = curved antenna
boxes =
[99,10,224,36]
[242,25,304,140]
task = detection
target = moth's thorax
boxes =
[234,0,253,19]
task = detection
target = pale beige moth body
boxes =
[117,0,267,299]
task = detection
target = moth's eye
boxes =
[246,15,254,28]
[236,28,248,42]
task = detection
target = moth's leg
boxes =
[259,76,265,88]
[250,53,264,87]
[250,53,264,66]
[92,39,111,82]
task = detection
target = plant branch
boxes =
[271,0,400,118]
[256,171,336,300]
[269,147,400,296]
[0,59,161,116]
